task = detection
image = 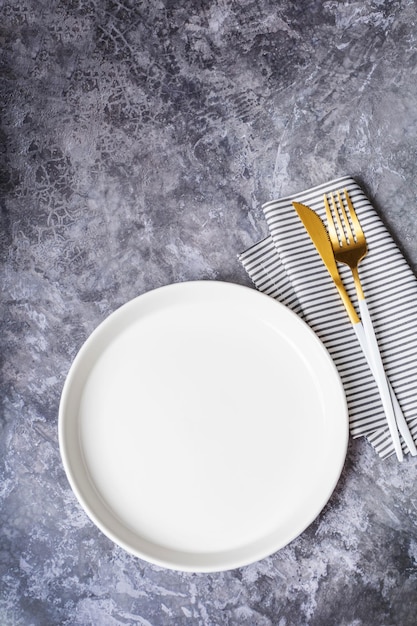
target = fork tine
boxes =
[344,188,365,244]
[323,194,339,246]
[331,192,348,247]
[338,190,355,243]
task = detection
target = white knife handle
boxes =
[353,301,403,461]
[354,321,416,456]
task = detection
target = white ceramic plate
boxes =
[59,281,348,572]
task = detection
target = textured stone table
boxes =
[2,1,417,624]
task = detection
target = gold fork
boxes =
[324,189,416,460]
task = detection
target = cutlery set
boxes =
[293,189,416,461]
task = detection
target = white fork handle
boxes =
[354,320,416,457]
[353,299,413,461]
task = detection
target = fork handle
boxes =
[354,321,416,457]
[353,300,404,461]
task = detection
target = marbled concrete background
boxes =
[2,1,417,624]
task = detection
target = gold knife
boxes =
[292,202,360,325]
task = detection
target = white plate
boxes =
[59,281,348,572]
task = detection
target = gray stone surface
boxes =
[2,1,417,624]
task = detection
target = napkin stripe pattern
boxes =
[239,176,417,458]
[240,238,304,315]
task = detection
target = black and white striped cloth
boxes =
[239,176,417,458]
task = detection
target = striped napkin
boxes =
[239,175,417,458]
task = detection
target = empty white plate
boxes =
[59,281,348,572]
